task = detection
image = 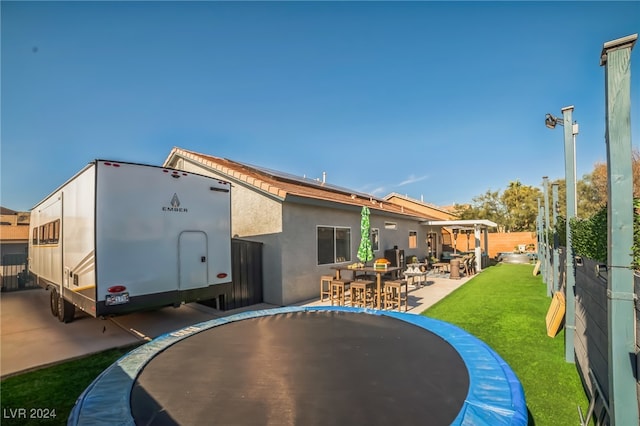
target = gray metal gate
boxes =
[228,238,263,309]
[0,254,37,292]
[198,238,264,311]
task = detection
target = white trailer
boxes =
[28,160,232,322]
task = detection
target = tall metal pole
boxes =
[537,198,543,268]
[543,176,551,296]
[561,105,576,364]
[538,201,546,281]
[601,33,638,426]
[552,183,560,293]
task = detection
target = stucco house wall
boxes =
[280,201,427,305]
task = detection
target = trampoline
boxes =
[68,306,527,425]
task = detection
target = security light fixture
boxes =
[545,113,562,129]
[546,108,579,135]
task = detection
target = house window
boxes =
[409,231,418,249]
[371,228,380,252]
[317,226,351,265]
[384,221,397,230]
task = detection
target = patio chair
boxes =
[331,279,352,307]
[461,256,471,276]
[320,275,333,302]
[350,280,375,308]
[468,255,477,275]
[384,280,408,312]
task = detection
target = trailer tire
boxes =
[50,288,59,317]
[57,294,75,323]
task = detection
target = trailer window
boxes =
[52,220,60,244]
[38,220,60,244]
[32,227,38,245]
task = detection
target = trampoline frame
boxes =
[68,306,527,425]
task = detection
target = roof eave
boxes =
[168,148,288,201]
[420,219,498,228]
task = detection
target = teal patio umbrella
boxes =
[357,206,374,265]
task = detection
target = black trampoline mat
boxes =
[131,311,470,426]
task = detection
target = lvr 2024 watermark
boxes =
[3,408,57,420]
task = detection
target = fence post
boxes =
[543,177,552,296]
[600,33,638,426]
[552,183,560,293]
[539,203,546,283]
[561,105,577,364]
[537,198,543,272]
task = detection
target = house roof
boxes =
[383,193,458,220]
[1,206,18,215]
[0,225,30,241]
[164,147,438,220]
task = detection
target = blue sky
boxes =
[2,1,639,212]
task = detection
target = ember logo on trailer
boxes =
[162,193,188,213]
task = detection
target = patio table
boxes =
[330,266,401,310]
[403,270,429,287]
[432,262,449,274]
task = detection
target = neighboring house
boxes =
[383,193,458,258]
[0,207,30,291]
[0,207,29,260]
[382,194,498,269]
[164,148,440,306]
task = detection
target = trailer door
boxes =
[178,231,208,290]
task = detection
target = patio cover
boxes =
[420,219,498,272]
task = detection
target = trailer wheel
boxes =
[50,288,59,317]
[57,294,76,323]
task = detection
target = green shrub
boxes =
[555,215,566,247]
[570,207,608,263]
[570,199,640,269]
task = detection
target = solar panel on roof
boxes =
[247,163,387,202]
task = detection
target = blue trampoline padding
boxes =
[68,306,528,426]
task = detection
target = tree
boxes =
[501,180,541,232]
[549,149,639,220]
[451,149,639,233]
[452,190,506,232]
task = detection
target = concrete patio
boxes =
[298,271,473,313]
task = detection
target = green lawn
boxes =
[425,262,589,425]
[1,264,589,425]
[0,345,138,426]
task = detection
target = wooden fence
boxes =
[548,248,639,421]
